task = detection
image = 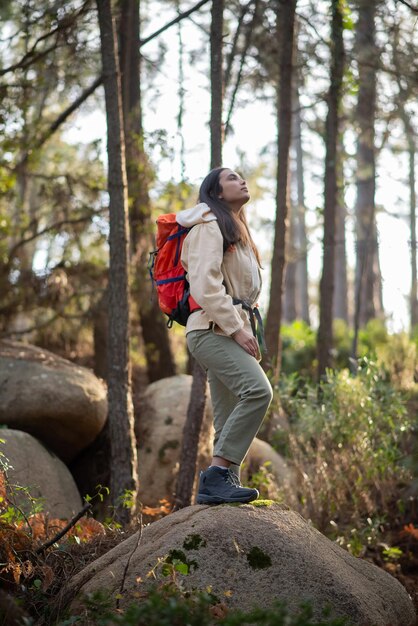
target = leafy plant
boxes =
[277,360,413,531]
[57,584,349,626]
[246,462,283,501]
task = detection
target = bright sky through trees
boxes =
[64,0,414,331]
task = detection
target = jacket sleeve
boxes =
[181,221,244,336]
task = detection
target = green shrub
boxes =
[277,360,413,531]
[357,319,389,357]
[280,319,417,389]
[376,333,417,390]
[281,321,317,378]
[58,584,348,626]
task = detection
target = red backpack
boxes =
[148,214,201,327]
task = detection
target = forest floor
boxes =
[367,529,418,619]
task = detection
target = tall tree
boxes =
[119,0,176,383]
[333,134,349,323]
[293,73,310,325]
[97,0,138,524]
[175,0,224,509]
[392,23,418,330]
[264,0,297,378]
[317,0,344,380]
[210,0,224,167]
[283,201,298,323]
[352,0,382,358]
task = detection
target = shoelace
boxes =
[226,469,242,487]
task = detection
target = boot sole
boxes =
[196,494,258,505]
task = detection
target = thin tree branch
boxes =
[225,0,253,90]
[15,0,211,166]
[225,0,260,137]
[0,42,61,76]
[0,0,92,76]
[17,75,104,168]
[395,0,418,12]
[139,0,211,47]
[0,313,61,337]
[8,211,103,257]
[35,502,92,554]
[116,511,143,609]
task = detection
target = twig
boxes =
[14,0,211,165]
[35,501,92,554]
[17,75,104,168]
[8,210,103,257]
[395,0,418,12]
[0,0,92,76]
[224,0,253,90]
[116,511,143,609]
[225,0,260,137]
[3,480,33,538]
[139,0,211,47]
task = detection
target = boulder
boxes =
[136,375,214,506]
[0,340,107,461]
[64,503,415,625]
[243,437,295,494]
[0,428,82,518]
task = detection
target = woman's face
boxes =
[218,169,250,208]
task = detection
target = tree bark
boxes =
[293,78,310,325]
[174,360,207,509]
[317,0,344,381]
[283,198,298,323]
[408,140,418,329]
[353,0,382,343]
[264,0,297,378]
[93,288,108,380]
[333,135,349,323]
[392,25,418,330]
[175,0,225,509]
[210,0,224,168]
[97,0,138,525]
[119,0,176,383]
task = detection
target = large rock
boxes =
[64,503,415,625]
[0,340,107,461]
[0,428,82,518]
[136,375,214,506]
[243,437,295,494]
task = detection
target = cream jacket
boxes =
[178,203,262,337]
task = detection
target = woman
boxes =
[177,167,273,505]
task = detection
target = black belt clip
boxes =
[232,298,267,354]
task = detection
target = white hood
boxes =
[177,202,217,228]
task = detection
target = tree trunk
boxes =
[264,0,297,378]
[210,0,224,168]
[174,360,207,509]
[175,0,225,509]
[293,78,310,325]
[119,0,176,383]
[392,25,418,331]
[317,0,344,381]
[97,0,138,525]
[353,0,382,342]
[408,142,418,329]
[333,134,349,323]
[93,288,108,380]
[283,198,297,323]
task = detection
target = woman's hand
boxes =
[231,328,260,359]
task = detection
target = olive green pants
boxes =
[186,329,273,470]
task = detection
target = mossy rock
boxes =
[65,503,415,625]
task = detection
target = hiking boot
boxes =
[196,466,259,504]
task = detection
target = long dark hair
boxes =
[198,167,262,266]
